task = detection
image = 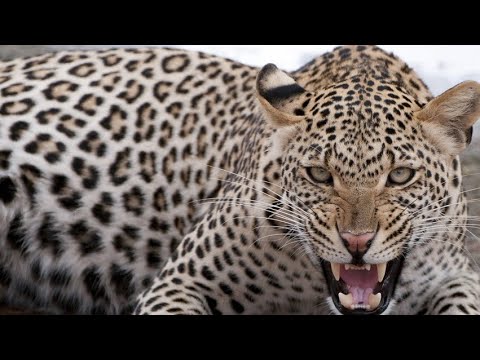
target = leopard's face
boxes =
[281,86,455,314]
[257,64,479,315]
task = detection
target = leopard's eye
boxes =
[388,167,416,186]
[305,167,333,184]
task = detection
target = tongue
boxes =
[341,265,378,305]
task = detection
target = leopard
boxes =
[0,45,479,315]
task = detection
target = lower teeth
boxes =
[352,304,369,310]
[338,292,382,311]
[368,293,382,309]
[338,293,353,309]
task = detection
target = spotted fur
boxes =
[0,46,478,315]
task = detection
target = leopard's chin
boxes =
[320,257,404,315]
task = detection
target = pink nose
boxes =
[340,232,375,256]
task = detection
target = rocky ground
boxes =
[0,45,479,314]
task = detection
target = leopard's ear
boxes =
[416,81,480,156]
[256,64,311,127]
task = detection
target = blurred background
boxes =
[1,45,479,264]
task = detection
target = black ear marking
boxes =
[466,127,473,146]
[256,63,278,97]
[262,84,306,105]
[257,63,306,105]
[256,63,310,127]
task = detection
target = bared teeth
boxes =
[338,293,353,309]
[368,293,382,309]
[344,264,372,271]
[331,263,340,281]
[377,263,387,282]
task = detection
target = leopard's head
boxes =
[256,63,480,314]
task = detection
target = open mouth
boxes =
[321,258,404,315]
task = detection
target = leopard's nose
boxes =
[340,232,375,263]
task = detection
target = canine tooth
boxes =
[345,264,351,271]
[377,263,387,282]
[368,293,382,309]
[331,263,340,281]
[365,264,371,271]
[339,293,354,309]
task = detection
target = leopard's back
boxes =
[0,47,258,313]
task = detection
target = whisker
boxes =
[415,215,480,223]
[196,200,307,225]
[414,224,480,231]
[194,197,307,220]
[406,185,480,219]
[208,165,312,214]
[408,235,480,273]
[412,213,480,267]
[249,225,307,250]
[254,225,296,231]
[407,197,480,221]
[219,215,300,228]
[207,167,311,217]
